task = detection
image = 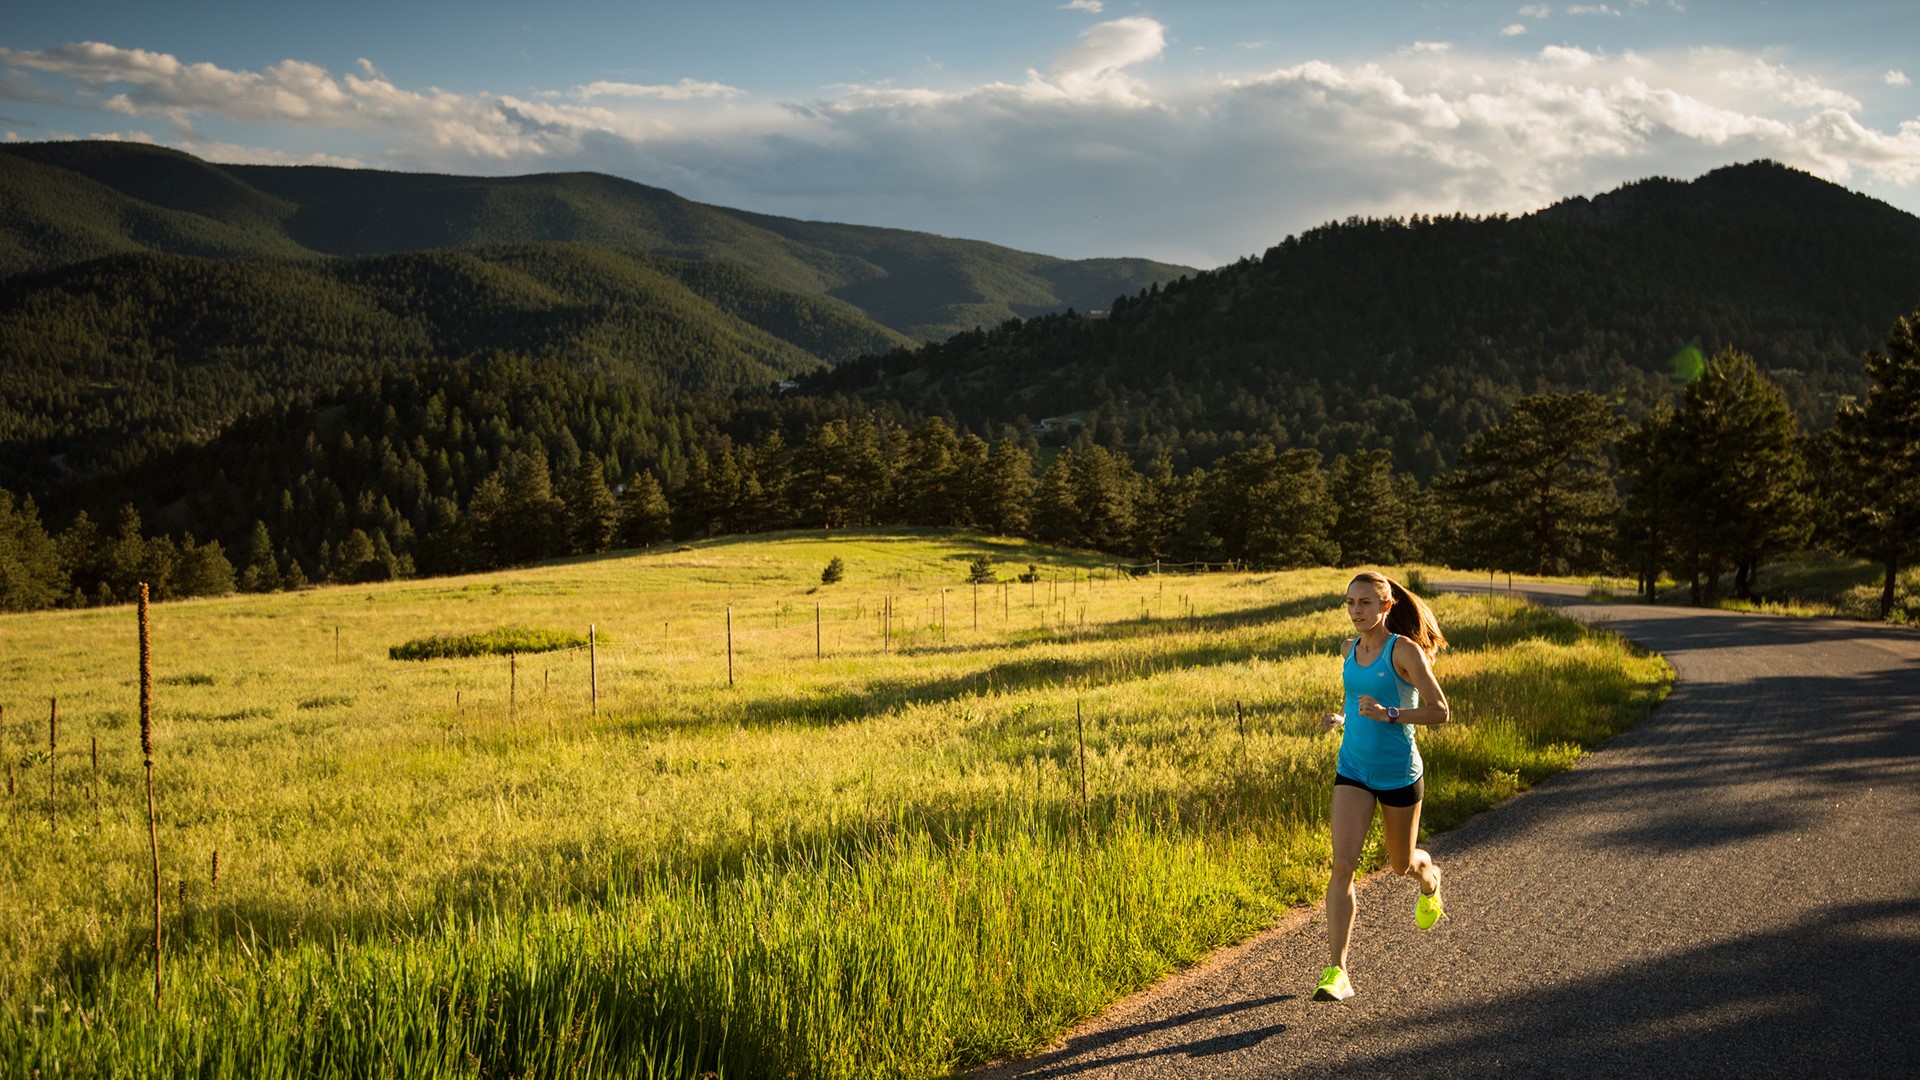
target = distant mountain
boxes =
[0,141,1193,341]
[807,161,1920,476]
[0,242,912,479]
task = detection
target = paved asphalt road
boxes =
[974,586,1920,1078]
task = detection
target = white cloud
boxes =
[1538,45,1598,68]
[1501,24,1528,36]
[1715,54,1859,111]
[5,31,1919,266]
[1518,4,1551,15]
[1063,0,1105,11]
[1404,42,1453,55]
[1032,16,1166,105]
[576,78,743,101]
[1888,71,1912,87]
[1566,4,1622,15]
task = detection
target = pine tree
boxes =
[332,528,377,583]
[615,471,673,548]
[1668,350,1810,603]
[1202,447,1338,568]
[976,437,1035,536]
[790,420,852,528]
[174,535,237,597]
[561,453,618,554]
[1434,392,1621,575]
[1067,442,1139,553]
[0,489,64,612]
[239,520,282,592]
[1822,307,1920,619]
[901,418,961,525]
[1032,451,1081,546]
[1330,450,1416,567]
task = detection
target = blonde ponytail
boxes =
[1351,571,1448,653]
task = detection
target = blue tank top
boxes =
[1338,633,1423,789]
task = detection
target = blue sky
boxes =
[4,1,1916,268]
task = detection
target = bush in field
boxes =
[389,627,587,661]
[967,556,996,584]
[821,557,845,585]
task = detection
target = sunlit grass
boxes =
[0,529,1670,1077]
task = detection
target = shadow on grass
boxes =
[725,595,1345,729]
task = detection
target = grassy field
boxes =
[0,530,1671,1077]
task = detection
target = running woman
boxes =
[1313,571,1451,1002]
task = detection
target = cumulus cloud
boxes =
[1518,4,1551,15]
[1501,24,1529,36]
[1889,71,1912,87]
[1062,0,1104,11]
[4,28,1918,265]
[1566,4,1622,15]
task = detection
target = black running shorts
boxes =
[1333,772,1425,808]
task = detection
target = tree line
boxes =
[4,314,1915,620]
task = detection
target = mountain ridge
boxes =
[804,160,1920,475]
[0,141,1193,342]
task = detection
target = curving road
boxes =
[975,587,1920,1079]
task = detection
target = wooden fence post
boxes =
[727,606,735,687]
[590,624,598,718]
[48,697,56,837]
[138,582,162,1008]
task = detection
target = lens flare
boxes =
[1669,344,1705,383]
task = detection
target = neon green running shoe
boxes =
[1312,965,1354,1001]
[1416,882,1445,930]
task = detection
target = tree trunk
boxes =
[1734,559,1754,601]
[1882,550,1901,621]
[1642,527,1660,603]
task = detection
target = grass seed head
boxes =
[139,583,153,764]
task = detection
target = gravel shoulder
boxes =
[972,586,1920,1079]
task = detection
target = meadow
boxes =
[0,530,1670,1078]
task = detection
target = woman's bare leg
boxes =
[1379,798,1439,895]
[1327,784,1377,969]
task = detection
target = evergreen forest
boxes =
[3,146,1917,621]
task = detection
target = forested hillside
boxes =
[809,161,1920,476]
[0,141,1192,341]
[5,157,1918,621]
[0,243,909,481]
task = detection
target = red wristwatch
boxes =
[1385,706,1402,723]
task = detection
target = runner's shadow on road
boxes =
[973,994,1293,1078]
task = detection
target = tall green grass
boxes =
[389,626,589,661]
[0,531,1670,1077]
